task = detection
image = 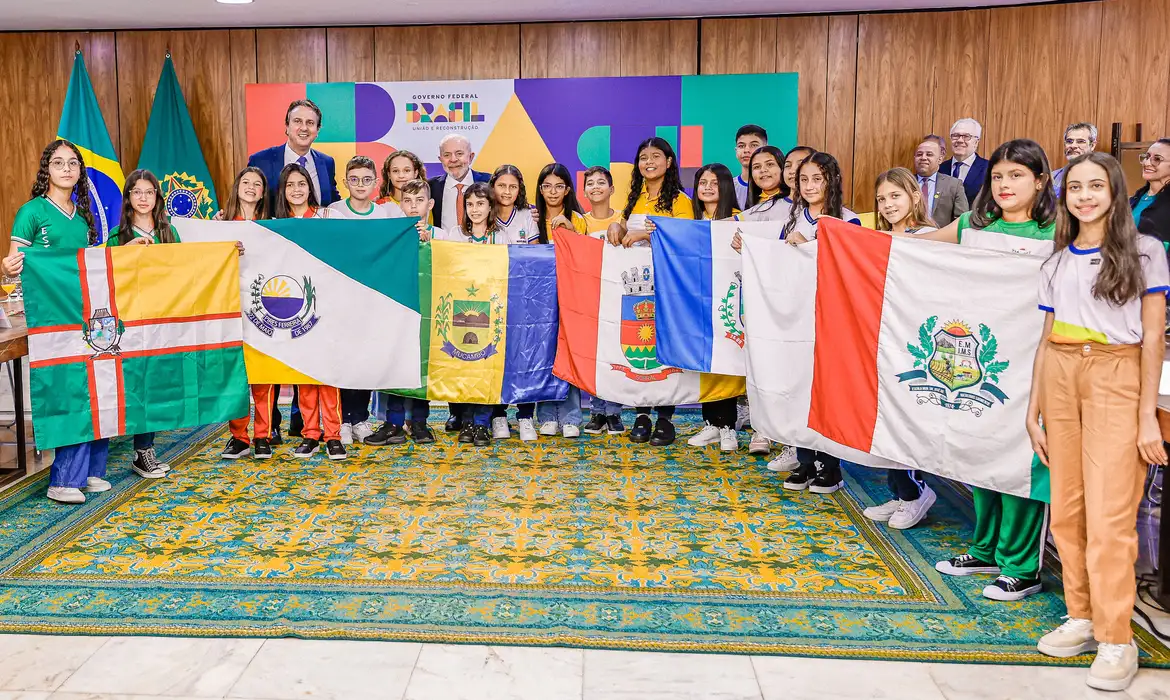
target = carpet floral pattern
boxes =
[0,410,1166,666]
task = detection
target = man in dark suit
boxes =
[913,135,969,227]
[943,118,988,205]
[247,99,341,209]
[428,133,490,230]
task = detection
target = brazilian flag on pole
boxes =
[58,50,125,243]
[137,55,218,219]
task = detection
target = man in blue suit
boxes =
[248,99,341,209]
[943,118,988,205]
[428,133,490,230]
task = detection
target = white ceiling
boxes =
[0,0,1049,30]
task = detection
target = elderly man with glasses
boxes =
[1052,122,1098,195]
[943,118,988,205]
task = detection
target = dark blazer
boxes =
[926,173,970,228]
[1131,183,1170,247]
[428,170,491,229]
[247,144,341,209]
[943,155,988,206]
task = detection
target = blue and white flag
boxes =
[650,218,782,376]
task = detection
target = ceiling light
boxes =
[217,0,254,4]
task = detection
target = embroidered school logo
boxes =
[613,265,682,383]
[161,172,215,219]
[898,316,1009,416]
[81,307,124,356]
[435,283,503,361]
[247,274,319,338]
[719,268,746,348]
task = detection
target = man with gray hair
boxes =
[943,117,988,205]
[427,133,490,230]
[1052,122,1098,195]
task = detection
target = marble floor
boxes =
[0,631,1168,700]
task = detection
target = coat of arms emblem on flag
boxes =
[436,285,504,362]
[616,265,679,382]
[897,315,1010,416]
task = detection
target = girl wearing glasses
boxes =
[534,163,587,243]
[1131,138,1170,246]
[2,140,109,505]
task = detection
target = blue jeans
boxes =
[589,395,622,416]
[799,448,840,470]
[49,439,110,489]
[493,404,535,420]
[537,387,582,426]
[132,433,155,451]
[470,404,493,426]
[887,468,925,501]
[382,394,432,425]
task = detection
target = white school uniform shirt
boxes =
[734,175,751,210]
[739,196,794,223]
[326,198,391,219]
[1038,234,1170,345]
[441,170,476,230]
[380,199,405,218]
[284,144,323,204]
[435,225,523,245]
[496,206,538,244]
[786,206,861,240]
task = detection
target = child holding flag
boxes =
[377,150,427,218]
[490,164,536,246]
[580,166,626,435]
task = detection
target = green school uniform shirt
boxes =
[105,224,182,246]
[10,196,91,249]
[955,211,1055,243]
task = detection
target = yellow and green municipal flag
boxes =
[137,55,219,219]
[23,242,249,449]
[58,50,125,243]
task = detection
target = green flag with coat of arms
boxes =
[136,55,218,219]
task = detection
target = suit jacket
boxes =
[926,172,970,227]
[1131,183,1170,247]
[247,144,341,209]
[943,155,988,206]
[428,170,491,229]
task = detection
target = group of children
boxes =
[4,120,1166,691]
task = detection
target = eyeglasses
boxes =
[49,158,81,171]
[1139,153,1167,165]
[346,176,376,186]
[130,189,156,199]
[949,133,978,142]
[540,183,567,193]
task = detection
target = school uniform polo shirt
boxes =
[11,196,90,249]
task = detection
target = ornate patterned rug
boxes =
[0,409,1166,666]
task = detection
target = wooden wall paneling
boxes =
[984,2,1102,167]
[374,25,519,80]
[326,27,375,83]
[774,16,829,150]
[700,18,777,75]
[521,22,621,78]
[114,31,235,202]
[256,28,327,83]
[229,30,258,177]
[929,9,989,154]
[620,20,697,76]
[373,26,407,82]
[825,15,859,206]
[1096,0,1170,142]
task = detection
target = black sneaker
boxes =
[221,437,250,460]
[253,438,272,459]
[809,463,844,494]
[132,449,167,478]
[293,438,319,458]
[270,424,283,446]
[628,414,653,443]
[408,421,435,444]
[583,414,608,435]
[982,575,1042,601]
[649,419,676,446]
[935,553,1001,577]
[472,424,492,447]
[445,414,463,433]
[325,439,347,461]
[365,423,406,446]
[458,424,476,444]
[289,413,303,438]
[783,462,816,491]
[606,414,625,435]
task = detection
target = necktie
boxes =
[455,183,466,227]
[296,155,307,168]
[953,161,963,180]
[920,177,932,214]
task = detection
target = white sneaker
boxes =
[518,418,537,442]
[339,423,354,446]
[1037,617,1096,658]
[735,403,751,430]
[492,417,511,440]
[84,477,112,493]
[539,420,559,436]
[748,432,770,455]
[888,485,936,529]
[562,424,580,438]
[719,427,737,452]
[47,486,85,504]
[351,420,375,443]
[687,423,721,447]
[1087,641,1138,691]
[766,445,800,472]
[863,499,904,522]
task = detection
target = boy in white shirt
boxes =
[327,156,389,221]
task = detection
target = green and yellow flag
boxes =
[136,55,218,219]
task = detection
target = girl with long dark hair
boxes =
[490,164,535,245]
[378,150,428,219]
[535,163,586,243]
[275,163,326,219]
[222,167,270,222]
[782,152,861,242]
[691,163,740,221]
